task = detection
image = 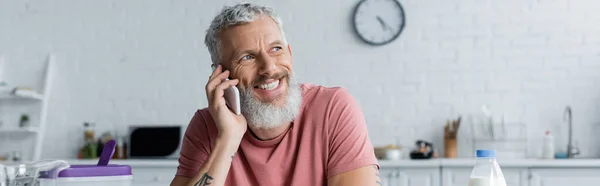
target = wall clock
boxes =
[352,0,406,46]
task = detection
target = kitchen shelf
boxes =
[0,89,44,101]
[0,54,54,162]
[0,127,40,134]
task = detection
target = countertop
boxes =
[379,158,600,168]
[57,158,600,168]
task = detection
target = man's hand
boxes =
[206,64,247,143]
[170,64,247,186]
[328,165,381,186]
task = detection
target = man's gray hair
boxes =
[204,3,287,66]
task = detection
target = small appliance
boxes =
[128,125,184,159]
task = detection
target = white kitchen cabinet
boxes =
[380,167,398,186]
[400,168,441,186]
[442,167,529,186]
[380,168,440,186]
[131,166,177,186]
[529,168,600,186]
[66,159,600,186]
[131,166,440,186]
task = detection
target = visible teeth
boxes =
[258,80,279,90]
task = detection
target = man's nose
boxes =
[258,54,277,76]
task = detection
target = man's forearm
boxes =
[187,137,240,186]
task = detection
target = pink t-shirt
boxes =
[176,83,379,185]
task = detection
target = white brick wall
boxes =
[1,0,599,159]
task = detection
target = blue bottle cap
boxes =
[476,150,496,158]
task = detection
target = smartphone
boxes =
[212,65,241,115]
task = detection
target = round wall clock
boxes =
[352,0,406,46]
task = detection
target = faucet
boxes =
[564,106,580,158]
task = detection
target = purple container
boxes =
[40,164,133,178]
[57,164,132,177]
[40,140,132,178]
[39,164,132,179]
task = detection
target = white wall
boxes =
[1,0,599,159]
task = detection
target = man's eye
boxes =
[241,55,254,61]
[271,47,282,52]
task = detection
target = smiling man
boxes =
[170,3,380,186]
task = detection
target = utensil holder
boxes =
[444,135,457,158]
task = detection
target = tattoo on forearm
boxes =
[373,165,381,186]
[194,173,214,186]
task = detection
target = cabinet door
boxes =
[379,167,399,186]
[443,167,528,186]
[133,183,164,186]
[530,168,600,186]
[398,168,440,186]
[131,167,177,186]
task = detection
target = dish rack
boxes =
[459,107,528,159]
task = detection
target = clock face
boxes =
[352,0,406,46]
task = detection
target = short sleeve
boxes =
[326,88,379,178]
[176,110,212,178]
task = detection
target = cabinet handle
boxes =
[154,176,162,182]
[387,171,397,186]
[387,171,395,178]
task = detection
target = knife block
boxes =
[444,135,457,158]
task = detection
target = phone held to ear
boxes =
[212,65,241,115]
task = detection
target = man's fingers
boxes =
[205,70,230,94]
[210,79,240,107]
[205,69,228,105]
[216,79,240,92]
[209,64,222,79]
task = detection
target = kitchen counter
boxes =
[57,157,600,168]
[378,159,441,168]
[379,158,600,168]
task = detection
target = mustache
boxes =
[252,71,289,86]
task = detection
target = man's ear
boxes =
[287,44,293,57]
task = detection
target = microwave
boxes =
[127,125,185,159]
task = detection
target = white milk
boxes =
[468,177,507,186]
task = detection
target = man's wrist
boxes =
[215,135,243,153]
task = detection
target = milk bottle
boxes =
[468,150,507,186]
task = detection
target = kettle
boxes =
[409,140,435,159]
[0,159,70,186]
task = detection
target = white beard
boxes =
[239,75,302,130]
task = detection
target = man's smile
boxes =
[253,77,286,101]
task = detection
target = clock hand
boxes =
[376,16,387,30]
[376,16,392,31]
